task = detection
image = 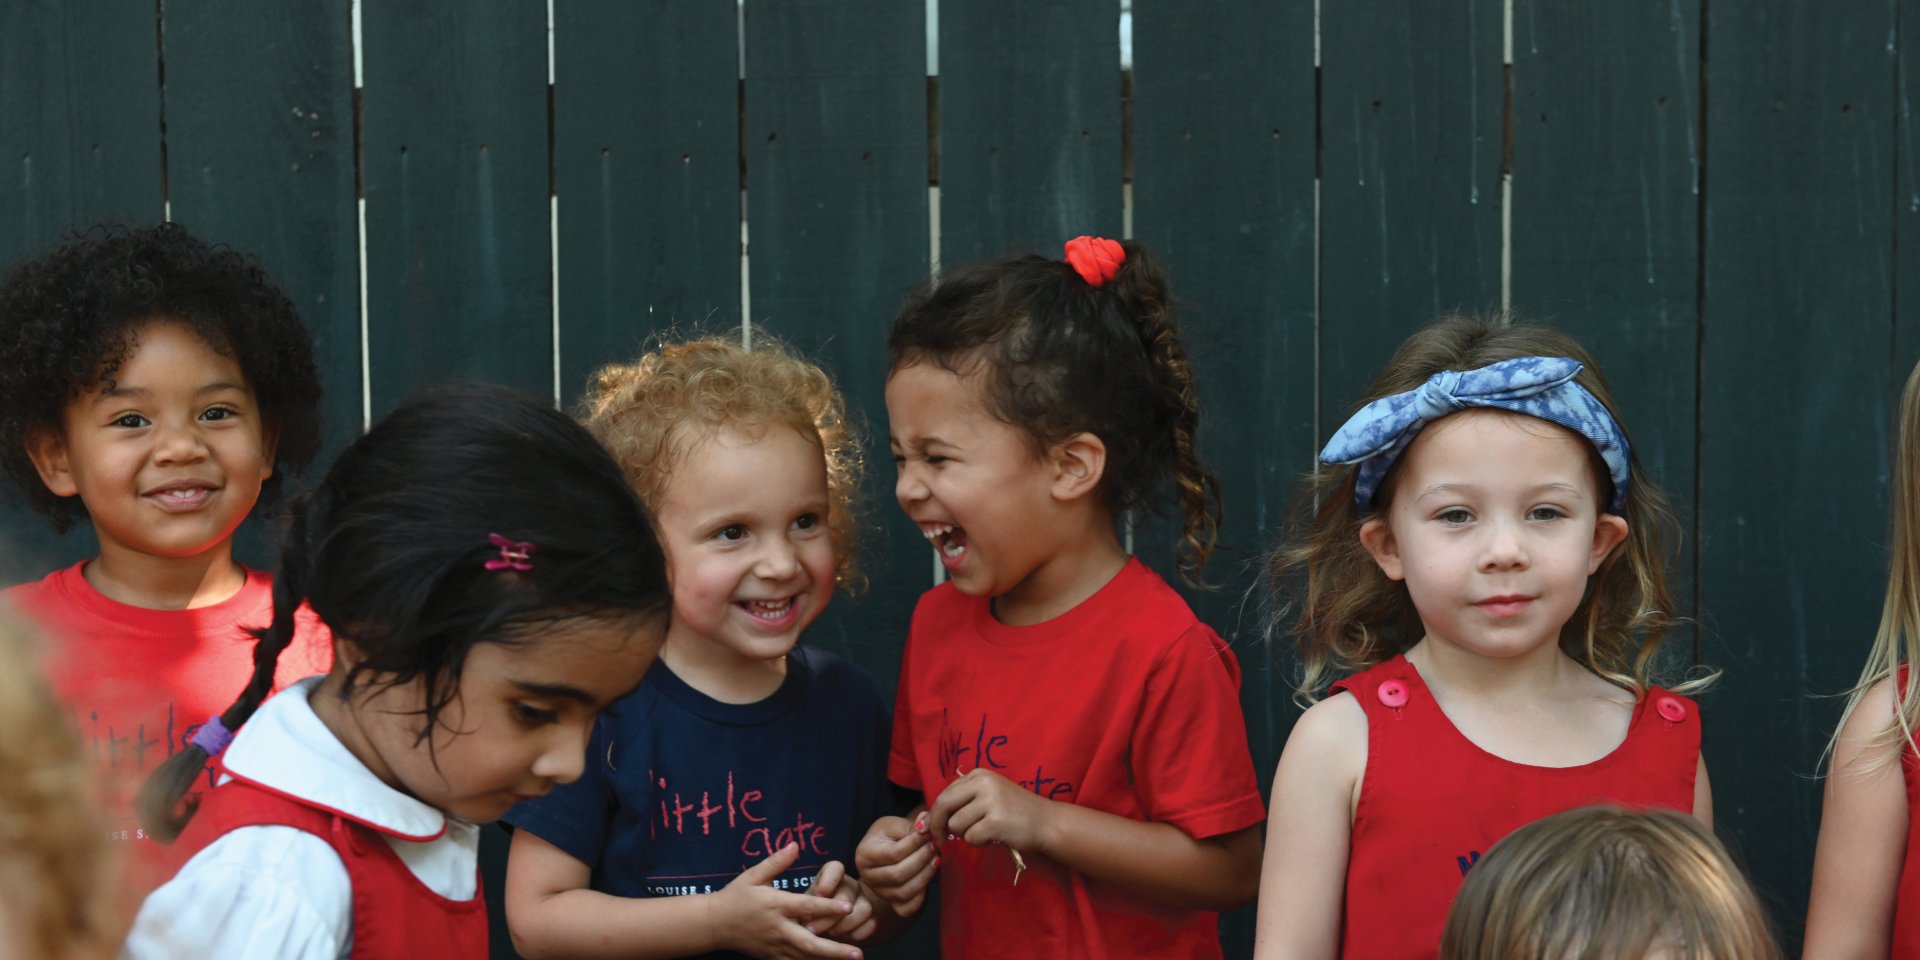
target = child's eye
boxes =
[512,702,558,727]
[925,455,949,466]
[111,413,150,429]
[714,524,747,542]
[199,406,238,422]
[1437,508,1474,525]
[793,513,820,531]
[1528,506,1566,521]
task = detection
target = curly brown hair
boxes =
[578,336,864,591]
[1266,313,1703,702]
[0,223,322,532]
[887,240,1221,584]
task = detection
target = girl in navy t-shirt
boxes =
[505,337,899,960]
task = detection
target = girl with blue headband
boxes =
[1252,314,1712,960]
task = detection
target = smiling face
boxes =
[651,425,838,670]
[1359,409,1628,663]
[886,361,1064,601]
[351,613,661,823]
[27,320,274,566]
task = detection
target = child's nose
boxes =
[151,418,210,464]
[532,724,589,785]
[895,463,927,506]
[755,537,801,581]
[1478,520,1529,570]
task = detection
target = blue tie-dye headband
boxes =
[1319,356,1631,514]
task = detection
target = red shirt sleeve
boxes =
[887,620,921,795]
[1129,622,1266,840]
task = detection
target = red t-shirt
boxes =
[1334,655,1701,960]
[5,561,331,894]
[888,558,1266,959]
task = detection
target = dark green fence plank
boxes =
[163,0,360,469]
[554,0,740,403]
[1900,1,1920,382]
[0,1,161,584]
[937,0,1122,262]
[361,0,551,413]
[1319,0,1504,424]
[743,1,931,953]
[1131,3,1316,954]
[1509,0,1700,665]
[1700,2,1895,941]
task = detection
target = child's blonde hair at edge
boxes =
[1267,313,1702,703]
[578,335,865,591]
[1439,805,1780,960]
[1830,359,1920,771]
[0,606,116,959]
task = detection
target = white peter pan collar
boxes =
[220,676,449,841]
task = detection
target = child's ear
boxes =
[1048,432,1108,502]
[1588,512,1630,574]
[24,427,77,498]
[259,423,279,480]
[1359,516,1405,581]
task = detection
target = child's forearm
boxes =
[1032,805,1262,911]
[510,888,728,960]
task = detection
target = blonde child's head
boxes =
[1269,313,1686,701]
[1440,806,1779,960]
[0,608,116,959]
[1832,358,1920,768]
[578,336,864,592]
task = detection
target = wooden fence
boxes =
[2,1,1906,956]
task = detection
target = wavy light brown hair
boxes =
[0,607,117,958]
[579,336,864,591]
[1440,806,1780,960]
[888,239,1221,583]
[1829,359,1920,771]
[1267,314,1697,702]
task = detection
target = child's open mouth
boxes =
[737,597,798,624]
[921,523,969,569]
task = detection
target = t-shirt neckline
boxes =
[645,644,813,725]
[969,556,1143,648]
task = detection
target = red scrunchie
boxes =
[1064,235,1125,287]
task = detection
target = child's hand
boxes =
[804,860,877,941]
[853,814,937,917]
[712,842,863,960]
[927,768,1051,854]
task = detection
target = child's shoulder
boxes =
[791,643,885,705]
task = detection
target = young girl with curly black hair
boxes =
[0,223,331,895]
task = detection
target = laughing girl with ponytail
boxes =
[123,385,672,959]
[856,237,1265,958]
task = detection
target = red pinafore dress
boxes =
[1891,667,1920,955]
[1334,655,1700,960]
[170,773,488,958]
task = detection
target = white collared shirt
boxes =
[120,677,481,960]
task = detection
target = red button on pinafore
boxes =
[1655,696,1687,722]
[1377,680,1409,709]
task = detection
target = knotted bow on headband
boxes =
[1319,356,1631,514]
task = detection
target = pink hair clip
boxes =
[485,533,536,571]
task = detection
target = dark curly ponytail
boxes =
[888,238,1221,583]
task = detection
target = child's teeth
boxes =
[941,540,964,558]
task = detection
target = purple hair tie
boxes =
[190,716,234,756]
[486,533,536,572]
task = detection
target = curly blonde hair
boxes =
[1441,806,1780,960]
[1266,313,1703,703]
[578,336,864,591]
[0,606,117,958]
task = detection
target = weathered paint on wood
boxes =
[361,0,552,413]
[1318,0,1505,426]
[1700,1,1896,942]
[937,0,1122,263]
[1510,0,1701,662]
[0,1,162,582]
[744,2,933,953]
[162,0,361,467]
[1131,1,1316,953]
[554,0,741,403]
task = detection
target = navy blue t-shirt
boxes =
[504,644,890,954]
